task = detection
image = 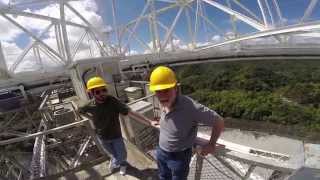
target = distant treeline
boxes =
[175,60,320,133]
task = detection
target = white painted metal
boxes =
[0,0,319,77]
[232,0,260,22]
[185,7,195,48]
[123,0,151,54]
[257,0,268,27]
[264,0,274,26]
[300,0,318,23]
[111,0,121,54]
[60,0,72,64]
[0,42,10,78]
[272,0,283,25]
[161,6,184,51]
[186,4,224,36]
[194,0,200,44]
[71,30,87,59]
[0,8,88,28]
[1,13,65,63]
[157,21,183,43]
[125,28,152,52]
[199,21,320,50]
[149,0,158,51]
[227,0,237,38]
[64,3,108,56]
[202,0,266,31]
[9,24,54,72]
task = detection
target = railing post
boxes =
[83,119,110,157]
[244,164,256,179]
[194,154,204,180]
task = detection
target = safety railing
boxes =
[124,92,297,180]
[0,89,106,180]
[0,85,299,180]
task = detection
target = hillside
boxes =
[175,60,320,142]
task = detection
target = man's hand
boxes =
[197,143,216,156]
[151,120,160,128]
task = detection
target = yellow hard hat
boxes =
[86,76,107,90]
[149,66,177,92]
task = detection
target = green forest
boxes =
[175,60,320,141]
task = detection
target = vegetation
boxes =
[175,60,320,139]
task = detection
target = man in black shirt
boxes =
[80,76,152,175]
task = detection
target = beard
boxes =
[95,95,107,103]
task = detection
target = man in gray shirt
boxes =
[149,66,224,180]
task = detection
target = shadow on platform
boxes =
[56,163,158,180]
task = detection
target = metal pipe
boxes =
[0,13,65,63]
[198,21,320,50]
[257,0,268,27]
[202,0,266,31]
[59,0,72,64]
[161,7,184,51]
[0,119,89,146]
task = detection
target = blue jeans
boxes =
[156,147,192,180]
[98,136,127,167]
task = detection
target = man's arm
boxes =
[128,111,160,128]
[209,116,224,146]
[200,116,224,156]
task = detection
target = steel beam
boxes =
[232,0,260,22]
[111,0,121,54]
[202,0,266,31]
[257,0,268,27]
[64,3,108,56]
[0,8,87,29]
[300,0,318,23]
[1,13,65,64]
[161,7,184,51]
[9,23,54,72]
[0,42,10,78]
[272,0,283,24]
[123,0,150,54]
[199,21,320,50]
[59,0,72,64]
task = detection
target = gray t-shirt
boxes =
[159,95,221,152]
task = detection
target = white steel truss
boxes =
[0,0,319,74]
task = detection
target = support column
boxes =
[194,154,204,180]
[0,42,10,79]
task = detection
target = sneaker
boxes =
[108,160,119,172]
[119,166,127,176]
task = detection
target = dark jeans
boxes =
[156,147,192,180]
[97,136,127,167]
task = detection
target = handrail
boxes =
[127,94,155,105]
[38,94,49,110]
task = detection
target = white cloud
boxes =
[1,41,38,72]
[0,0,9,6]
[0,16,23,41]
[125,50,139,56]
[1,0,109,72]
[1,41,22,67]
[211,35,221,42]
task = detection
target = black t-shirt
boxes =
[79,95,129,140]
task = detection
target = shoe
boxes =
[108,160,120,172]
[119,166,126,175]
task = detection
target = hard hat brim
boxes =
[149,83,176,92]
[87,83,107,90]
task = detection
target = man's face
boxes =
[91,86,108,102]
[155,87,177,109]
